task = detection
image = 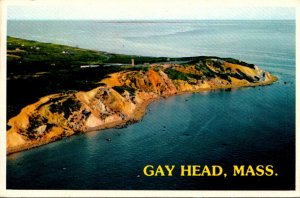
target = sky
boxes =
[7,0,296,20]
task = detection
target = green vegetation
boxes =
[183,56,255,69]
[217,73,232,82]
[223,58,255,69]
[185,56,220,64]
[186,73,203,80]
[164,68,189,81]
[107,54,167,64]
[7,36,167,74]
[229,69,255,82]
[6,36,257,121]
[7,37,107,73]
[7,37,126,120]
[195,61,216,78]
[49,98,81,119]
[121,65,149,72]
[25,116,48,139]
[113,86,136,96]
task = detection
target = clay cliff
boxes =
[7,59,277,154]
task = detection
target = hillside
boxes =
[7,36,167,120]
[7,37,277,154]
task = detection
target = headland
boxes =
[6,37,277,155]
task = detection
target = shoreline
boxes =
[6,77,277,156]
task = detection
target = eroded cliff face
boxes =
[7,59,277,154]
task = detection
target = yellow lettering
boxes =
[265,165,274,176]
[255,165,264,176]
[143,165,154,176]
[233,165,245,176]
[246,165,255,176]
[181,165,191,176]
[202,165,211,176]
[165,165,175,176]
[155,165,165,176]
[212,165,223,176]
[192,165,201,176]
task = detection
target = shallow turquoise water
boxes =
[7,20,295,190]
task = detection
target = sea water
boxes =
[7,20,295,189]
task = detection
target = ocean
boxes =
[6,20,295,190]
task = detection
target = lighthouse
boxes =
[131,58,135,66]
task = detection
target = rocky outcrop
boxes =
[6,59,277,154]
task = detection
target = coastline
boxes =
[6,76,277,156]
[6,36,280,155]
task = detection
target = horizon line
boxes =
[7,19,296,21]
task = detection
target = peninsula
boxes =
[6,37,277,154]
